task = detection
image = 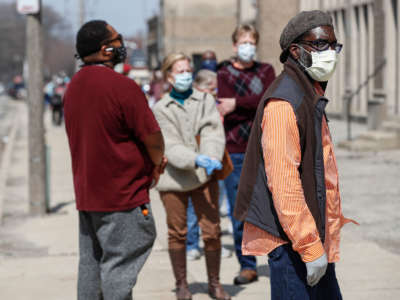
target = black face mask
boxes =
[105,45,127,65]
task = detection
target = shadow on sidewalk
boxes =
[188,282,244,297]
[48,200,74,214]
[257,264,270,278]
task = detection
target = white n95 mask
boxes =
[304,49,338,82]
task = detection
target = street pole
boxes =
[26,2,46,215]
[75,0,85,71]
[79,0,85,27]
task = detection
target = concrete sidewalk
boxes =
[0,100,399,299]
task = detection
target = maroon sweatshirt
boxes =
[217,61,276,153]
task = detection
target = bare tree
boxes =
[0,3,75,83]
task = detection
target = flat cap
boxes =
[279,10,333,63]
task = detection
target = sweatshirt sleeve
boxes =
[262,99,325,263]
[153,105,198,170]
[198,93,225,161]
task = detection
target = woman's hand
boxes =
[196,155,222,175]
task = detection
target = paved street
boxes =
[0,97,399,299]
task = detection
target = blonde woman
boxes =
[153,53,230,300]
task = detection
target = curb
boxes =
[0,103,21,224]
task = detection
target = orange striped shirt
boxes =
[242,96,357,263]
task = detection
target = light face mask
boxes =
[300,47,338,82]
[237,43,256,63]
[173,72,193,92]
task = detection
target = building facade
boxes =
[147,0,238,70]
[299,0,400,121]
[256,0,300,73]
[148,0,399,122]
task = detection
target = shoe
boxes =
[219,201,229,217]
[221,247,232,259]
[169,249,192,300]
[227,223,233,235]
[233,269,258,285]
[186,248,201,261]
[204,249,231,300]
[205,249,231,300]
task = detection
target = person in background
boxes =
[201,50,218,72]
[64,20,166,300]
[153,52,231,300]
[217,24,276,285]
[186,69,233,262]
[235,10,357,299]
[44,78,55,106]
[148,68,165,107]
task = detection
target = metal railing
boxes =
[344,58,387,140]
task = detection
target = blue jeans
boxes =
[218,180,229,210]
[224,153,257,271]
[268,245,342,300]
[186,198,200,251]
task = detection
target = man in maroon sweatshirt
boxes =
[217,24,276,285]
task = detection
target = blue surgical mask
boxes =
[237,43,256,63]
[201,59,217,72]
[173,72,193,92]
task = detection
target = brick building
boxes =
[147,0,237,70]
[297,0,400,126]
[148,0,400,128]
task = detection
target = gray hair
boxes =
[194,69,217,90]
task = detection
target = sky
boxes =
[1,0,160,36]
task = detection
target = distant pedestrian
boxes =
[217,23,276,285]
[235,11,358,300]
[64,20,166,300]
[185,69,232,262]
[200,50,218,72]
[148,68,165,107]
[153,52,231,300]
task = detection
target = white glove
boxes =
[305,253,328,286]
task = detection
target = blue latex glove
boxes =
[208,159,222,175]
[195,155,222,176]
[195,154,212,170]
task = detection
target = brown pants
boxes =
[160,178,221,251]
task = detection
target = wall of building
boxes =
[148,0,400,119]
[239,0,257,25]
[257,0,300,74]
[162,0,237,64]
[383,0,400,116]
[300,0,400,118]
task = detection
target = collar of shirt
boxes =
[313,81,325,97]
[165,88,204,106]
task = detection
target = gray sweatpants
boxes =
[77,203,156,300]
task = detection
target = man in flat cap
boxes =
[234,10,357,299]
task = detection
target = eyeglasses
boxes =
[299,39,343,53]
[102,34,123,46]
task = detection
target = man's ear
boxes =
[289,44,300,60]
[100,45,113,58]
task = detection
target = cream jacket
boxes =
[153,88,225,192]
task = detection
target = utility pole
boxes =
[26,1,46,215]
[79,0,85,27]
[75,0,85,71]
